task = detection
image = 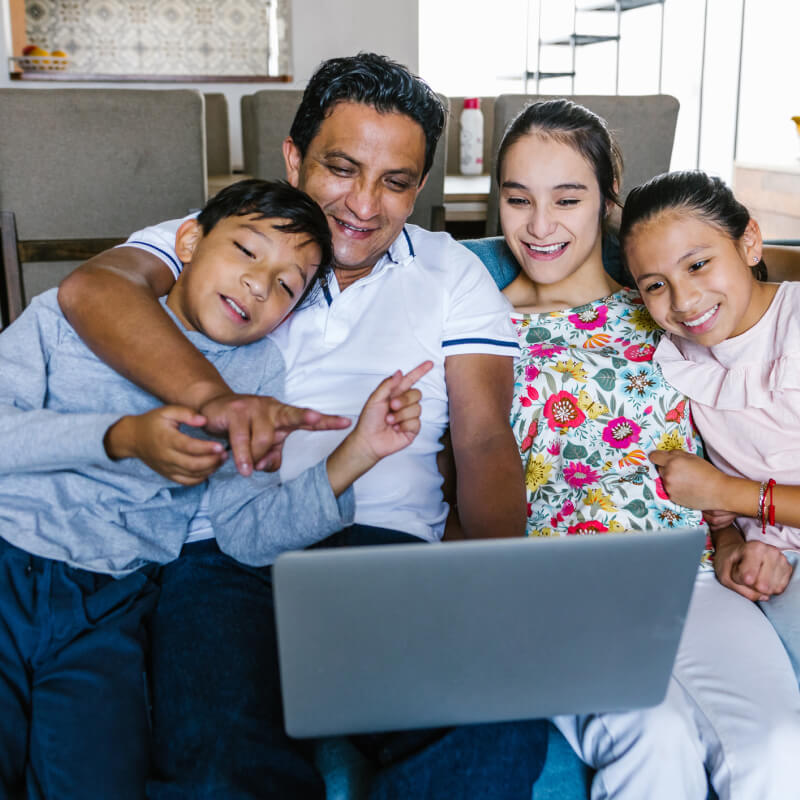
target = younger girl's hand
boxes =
[713,525,793,602]
[702,509,739,531]
[105,405,227,485]
[648,450,730,510]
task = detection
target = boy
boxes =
[0,179,429,799]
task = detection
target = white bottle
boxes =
[459,97,484,175]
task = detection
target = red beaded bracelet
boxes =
[760,478,776,536]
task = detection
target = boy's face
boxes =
[167,215,321,345]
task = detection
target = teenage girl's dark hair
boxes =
[289,52,446,180]
[198,177,332,269]
[619,170,766,278]
[495,98,623,214]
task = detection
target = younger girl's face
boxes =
[499,134,605,288]
[624,210,762,346]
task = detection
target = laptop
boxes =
[273,526,706,738]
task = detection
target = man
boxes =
[59,53,545,798]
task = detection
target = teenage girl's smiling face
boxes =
[625,210,765,346]
[499,133,606,289]
[168,215,321,346]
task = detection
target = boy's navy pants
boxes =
[0,536,158,800]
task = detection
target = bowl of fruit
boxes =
[14,45,68,71]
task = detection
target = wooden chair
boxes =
[486,94,680,235]
[0,88,207,328]
[0,210,126,328]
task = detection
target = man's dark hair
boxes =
[289,52,446,180]
[198,178,333,270]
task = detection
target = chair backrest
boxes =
[247,89,303,183]
[485,94,679,235]
[204,92,231,175]
[240,93,257,176]
[0,88,207,326]
[407,94,449,231]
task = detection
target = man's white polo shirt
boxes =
[123,220,518,541]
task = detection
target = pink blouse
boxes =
[655,282,800,550]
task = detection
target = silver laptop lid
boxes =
[274,527,706,737]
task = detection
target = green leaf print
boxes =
[624,500,648,518]
[611,357,628,370]
[594,368,616,392]
[526,326,552,344]
[586,452,602,467]
[562,442,588,460]
[643,485,654,501]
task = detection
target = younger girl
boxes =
[494,101,800,800]
[620,170,800,681]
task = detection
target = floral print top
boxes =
[510,288,710,564]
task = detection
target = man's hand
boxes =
[712,525,793,602]
[104,406,227,485]
[648,449,730,510]
[199,393,352,476]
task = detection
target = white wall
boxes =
[418,0,800,186]
[0,0,419,170]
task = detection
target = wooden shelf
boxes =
[9,71,291,83]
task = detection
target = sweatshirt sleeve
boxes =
[0,296,121,474]
[206,459,355,566]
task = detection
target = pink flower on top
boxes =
[568,305,608,330]
[601,417,642,449]
[543,391,585,431]
[547,441,561,456]
[525,364,540,382]
[624,343,655,362]
[561,500,575,516]
[655,477,670,501]
[529,342,567,358]
[563,462,601,489]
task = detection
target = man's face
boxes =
[284,101,428,277]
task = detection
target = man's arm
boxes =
[58,246,350,475]
[58,246,227,408]
[445,353,526,538]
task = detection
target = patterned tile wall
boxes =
[25,0,292,76]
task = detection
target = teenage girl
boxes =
[495,101,800,800]
[620,169,800,682]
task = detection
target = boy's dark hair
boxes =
[289,52,446,181]
[496,98,623,217]
[198,178,333,270]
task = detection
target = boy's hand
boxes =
[198,393,351,477]
[648,449,729,509]
[105,406,227,485]
[325,361,433,496]
[713,525,793,602]
[352,361,434,461]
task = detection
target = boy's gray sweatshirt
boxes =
[0,290,354,575]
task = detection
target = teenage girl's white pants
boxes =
[552,569,800,800]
